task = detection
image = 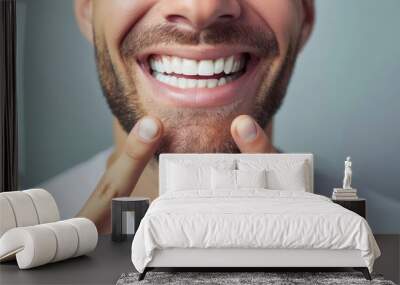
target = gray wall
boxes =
[274,0,400,234]
[17,0,400,233]
[17,0,113,188]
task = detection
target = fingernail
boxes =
[236,117,257,142]
[137,117,159,142]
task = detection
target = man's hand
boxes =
[231,115,276,153]
[77,116,163,233]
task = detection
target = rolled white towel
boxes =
[0,218,98,269]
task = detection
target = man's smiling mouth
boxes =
[149,54,248,89]
[136,47,263,108]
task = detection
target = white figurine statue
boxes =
[342,156,352,189]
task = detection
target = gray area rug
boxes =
[117,272,396,285]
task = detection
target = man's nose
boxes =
[161,0,241,31]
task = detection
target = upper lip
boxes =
[136,45,260,64]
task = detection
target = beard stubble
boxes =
[94,23,299,157]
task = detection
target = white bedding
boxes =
[131,189,380,273]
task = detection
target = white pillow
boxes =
[266,166,307,191]
[167,162,210,191]
[167,159,236,191]
[211,168,236,190]
[236,169,267,188]
[211,169,267,190]
[238,159,308,191]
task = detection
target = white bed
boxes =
[131,154,380,280]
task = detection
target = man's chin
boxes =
[154,124,240,157]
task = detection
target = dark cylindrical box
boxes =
[111,197,149,242]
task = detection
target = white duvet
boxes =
[131,189,380,273]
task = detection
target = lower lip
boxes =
[141,57,262,108]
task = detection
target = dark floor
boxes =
[0,235,398,284]
[374,234,400,284]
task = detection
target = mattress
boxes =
[131,189,380,273]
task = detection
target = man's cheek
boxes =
[95,0,156,51]
[248,0,300,58]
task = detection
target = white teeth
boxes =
[153,72,240,89]
[154,72,161,81]
[207,79,218,88]
[224,56,234,74]
[232,60,240,73]
[178,77,187,89]
[198,60,214,76]
[152,70,242,89]
[160,74,169,84]
[151,54,245,89]
[218,77,227,86]
[171,56,182,74]
[181,59,198,75]
[162,56,172,74]
[197,80,207,88]
[214,58,224,74]
[150,58,157,71]
[155,60,164,73]
[151,55,245,76]
[187,79,197,88]
[164,75,172,85]
[169,76,178,87]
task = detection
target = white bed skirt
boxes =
[148,248,366,268]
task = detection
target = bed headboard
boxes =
[159,153,314,195]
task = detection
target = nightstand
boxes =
[111,197,150,242]
[332,198,366,218]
